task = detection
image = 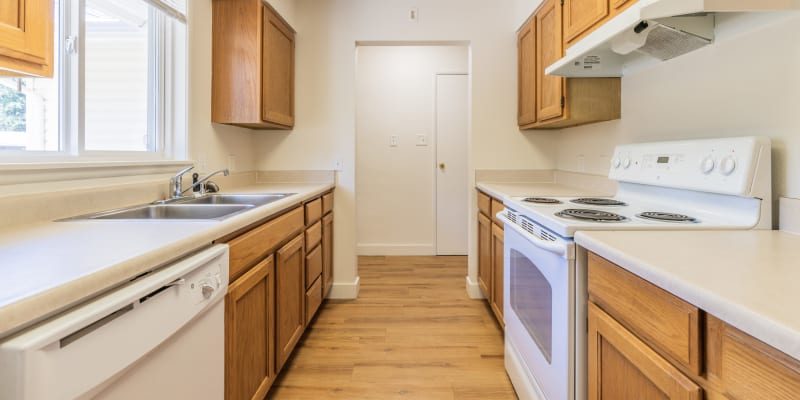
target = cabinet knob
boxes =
[439,163,446,170]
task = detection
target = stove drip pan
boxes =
[523,197,562,204]
[637,211,699,223]
[555,209,628,223]
[570,198,627,206]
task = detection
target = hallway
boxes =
[269,256,518,399]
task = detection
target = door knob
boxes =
[439,163,445,170]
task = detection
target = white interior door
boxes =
[435,74,469,255]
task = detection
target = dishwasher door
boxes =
[0,244,229,400]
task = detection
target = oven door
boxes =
[500,212,575,400]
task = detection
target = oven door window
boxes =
[510,248,552,363]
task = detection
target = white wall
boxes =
[252,0,557,297]
[554,12,800,220]
[355,45,468,255]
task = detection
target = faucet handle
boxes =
[173,165,194,178]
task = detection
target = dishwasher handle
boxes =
[0,244,229,400]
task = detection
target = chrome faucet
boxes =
[170,165,194,199]
[182,169,230,196]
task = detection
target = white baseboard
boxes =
[357,243,435,256]
[779,197,800,234]
[465,276,485,299]
[326,276,360,299]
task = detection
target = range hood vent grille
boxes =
[637,23,713,60]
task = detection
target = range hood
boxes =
[546,0,800,77]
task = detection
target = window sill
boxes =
[0,160,192,188]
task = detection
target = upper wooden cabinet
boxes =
[564,0,609,46]
[565,0,639,48]
[536,0,564,122]
[517,0,621,130]
[212,0,295,129]
[517,18,536,126]
[0,0,54,77]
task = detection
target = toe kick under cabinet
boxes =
[217,190,334,399]
[588,252,800,400]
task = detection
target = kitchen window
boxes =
[0,0,186,161]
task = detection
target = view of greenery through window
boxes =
[0,81,26,133]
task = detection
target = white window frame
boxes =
[0,0,187,164]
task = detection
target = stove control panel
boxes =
[608,136,770,196]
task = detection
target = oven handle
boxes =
[497,213,567,257]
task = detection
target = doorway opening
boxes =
[355,43,470,256]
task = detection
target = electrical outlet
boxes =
[577,154,585,172]
[227,154,237,172]
[390,135,398,147]
[334,160,343,171]
[416,134,427,146]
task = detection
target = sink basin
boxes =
[176,193,294,207]
[71,204,254,220]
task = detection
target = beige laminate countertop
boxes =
[576,230,800,362]
[476,182,612,201]
[0,182,333,339]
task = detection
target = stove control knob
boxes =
[611,157,621,169]
[720,156,736,176]
[622,158,631,169]
[201,283,215,299]
[700,156,715,175]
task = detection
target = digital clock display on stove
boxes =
[657,156,670,164]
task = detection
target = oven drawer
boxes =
[588,252,702,375]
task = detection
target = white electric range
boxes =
[499,136,772,400]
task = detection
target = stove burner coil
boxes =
[522,197,562,204]
[570,198,628,206]
[637,211,698,223]
[555,209,628,222]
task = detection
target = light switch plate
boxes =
[416,134,427,146]
[334,160,343,171]
[390,135,398,147]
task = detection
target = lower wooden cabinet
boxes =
[476,190,505,329]
[588,302,702,400]
[220,192,334,398]
[490,223,504,327]
[589,251,800,399]
[275,233,305,371]
[225,255,275,400]
[322,213,334,297]
[477,212,492,299]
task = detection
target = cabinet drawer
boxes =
[588,252,702,375]
[305,198,322,224]
[305,220,322,250]
[720,323,800,400]
[477,191,491,215]
[228,206,304,281]
[490,198,505,226]
[322,192,334,214]
[305,244,322,289]
[305,276,323,325]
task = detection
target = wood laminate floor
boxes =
[268,256,518,399]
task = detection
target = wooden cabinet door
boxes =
[0,0,53,77]
[261,4,295,127]
[517,17,536,126]
[588,303,702,400]
[490,223,505,328]
[477,212,492,300]
[225,255,275,400]
[322,213,334,297]
[564,0,609,45]
[275,234,305,371]
[536,0,564,122]
[611,0,637,15]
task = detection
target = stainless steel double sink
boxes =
[63,194,295,221]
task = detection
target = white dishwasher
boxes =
[0,244,229,400]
